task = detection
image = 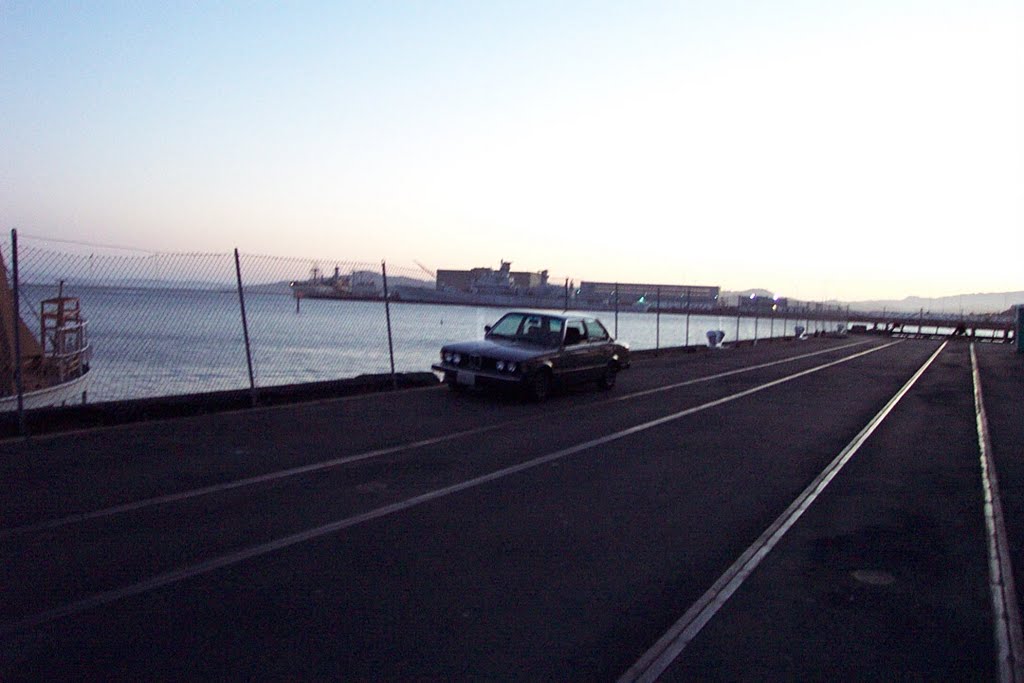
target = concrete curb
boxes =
[0,372,441,439]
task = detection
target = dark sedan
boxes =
[432,311,630,401]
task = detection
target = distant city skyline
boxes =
[2,1,1021,302]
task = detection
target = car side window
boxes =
[584,319,609,342]
[565,321,586,345]
[543,318,564,347]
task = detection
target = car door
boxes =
[582,318,614,380]
[559,319,592,385]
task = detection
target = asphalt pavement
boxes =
[0,336,1020,680]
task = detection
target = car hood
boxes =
[441,338,555,361]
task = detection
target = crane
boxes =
[413,260,436,280]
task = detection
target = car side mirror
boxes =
[484,325,492,334]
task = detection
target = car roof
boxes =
[501,310,567,320]
[502,310,603,320]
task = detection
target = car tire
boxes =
[526,368,552,402]
[598,361,618,390]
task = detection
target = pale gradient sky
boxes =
[2,1,1021,301]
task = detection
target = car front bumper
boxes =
[431,363,524,390]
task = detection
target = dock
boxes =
[1,337,1021,679]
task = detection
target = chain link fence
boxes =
[2,232,849,412]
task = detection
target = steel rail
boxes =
[619,341,947,683]
[971,344,1024,683]
[0,341,900,636]
[0,340,878,539]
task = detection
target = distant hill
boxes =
[22,275,236,291]
[721,287,1023,316]
[849,291,1024,315]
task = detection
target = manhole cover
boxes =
[852,569,896,586]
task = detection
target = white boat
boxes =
[0,370,90,411]
[1,256,91,411]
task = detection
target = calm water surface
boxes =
[19,285,838,402]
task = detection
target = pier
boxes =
[1,337,1021,679]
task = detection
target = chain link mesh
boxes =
[2,234,851,407]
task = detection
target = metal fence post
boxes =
[685,287,691,347]
[233,248,257,407]
[10,230,26,436]
[735,302,741,345]
[382,261,397,389]
[564,278,569,312]
[656,286,661,350]
[1016,306,1023,353]
[614,283,619,339]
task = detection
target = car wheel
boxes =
[598,361,618,390]
[526,368,552,402]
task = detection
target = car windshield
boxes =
[487,313,563,348]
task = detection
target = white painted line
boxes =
[971,344,1024,683]
[0,419,526,539]
[0,340,876,539]
[619,341,947,683]
[617,340,869,401]
[0,341,900,636]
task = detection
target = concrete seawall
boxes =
[2,335,806,439]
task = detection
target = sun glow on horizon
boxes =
[2,1,1021,302]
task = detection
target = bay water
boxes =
[19,284,831,403]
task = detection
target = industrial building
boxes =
[576,282,720,310]
[435,261,554,295]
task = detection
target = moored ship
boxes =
[290,266,380,300]
[1,257,91,411]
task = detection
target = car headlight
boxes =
[452,353,462,365]
[496,360,506,371]
[507,361,517,373]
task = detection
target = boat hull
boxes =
[0,369,91,412]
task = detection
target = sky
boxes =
[2,1,1021,301]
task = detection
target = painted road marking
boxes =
[0,342,901,635]
[619,341,947,683]
[971,344,1024,683]
[616,340,868,401]
[0,340,877,539]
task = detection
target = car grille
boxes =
[448,354,501,372]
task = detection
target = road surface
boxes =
[1,337,1020,679]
